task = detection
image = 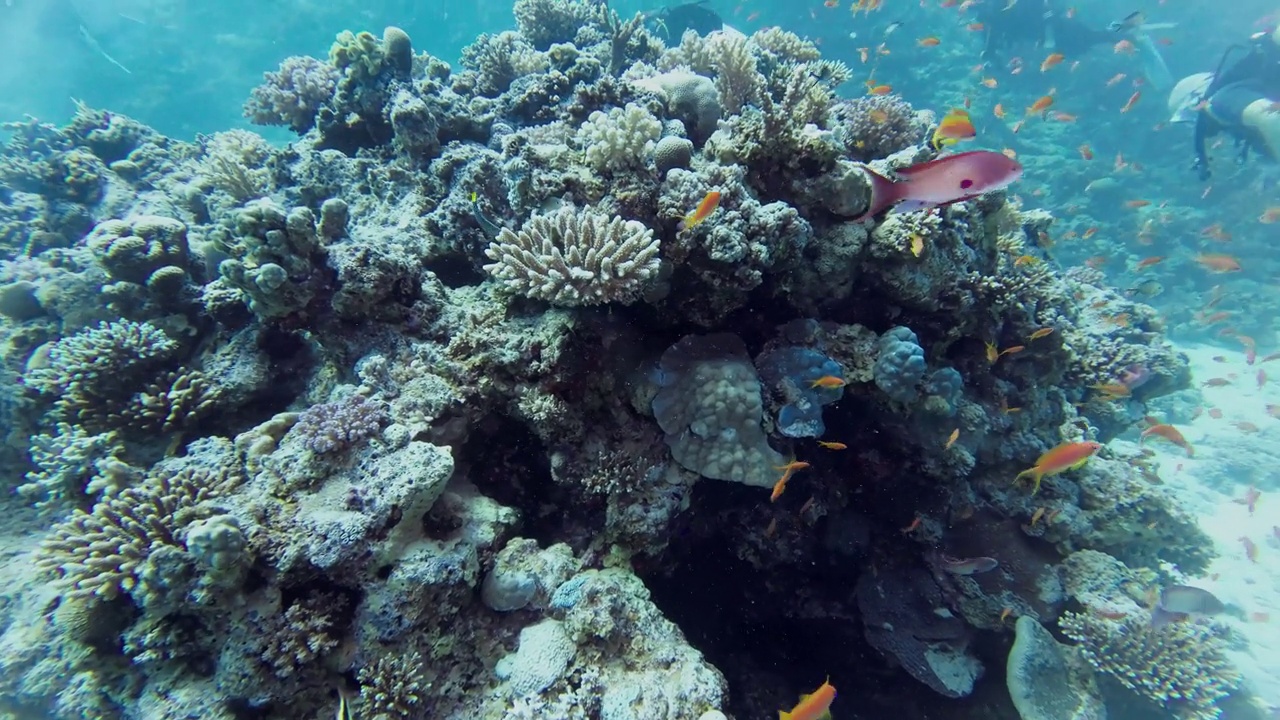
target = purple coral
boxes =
[832,95,927,162]
[243,56,340,133]
[291,394,386,454]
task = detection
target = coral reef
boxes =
[0,5,1225,720]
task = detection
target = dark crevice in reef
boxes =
[639,472,1021,719]
[424,254,487,288]
[460,412,605,551]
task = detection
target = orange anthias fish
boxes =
[1013,441,1103,495]
[811,375,847,389]
[1027,95,1055,117]
[1196,253,1242,273]
[679,190,722,230]
[855,151,1022,220]
[779,678,837,720]
[868,84,893,95]
[1040,52,1065,72]
[931,108,977,151]
[1141,424,1194,457]
[918,36,941,47]
[1120,91,1142,113]
[771,461,810,502]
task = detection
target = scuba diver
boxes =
[1168,26,1280,180]
[976,0,1114,61]
[642,1,728,43]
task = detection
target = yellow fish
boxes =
[679,190,722,230]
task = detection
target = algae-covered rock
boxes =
[1008,616,1106,720]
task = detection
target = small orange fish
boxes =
[1120,90,1142,113]
[1082,226,1098,238]
[765,517,778,537]
[1091,382,1131,398]
[985,341,999,364]
[1135,256,1165,269]
[945,428,960,449]
[1027,95,1054,115]
[1196,254,1242,273]
[993,103,1006,118]
[981,76,998,88]
[968,23,985,32]
[817,440,847,450]
[867,84,893,96]
[1013,441,1103,495]
[998,345,1026,357]
[679,190,722,230]
[999,607,1013,623]
[1140,424,1193,457]
[1241,536,1259,563]
[1114,39,1135,54]
[1078,143,1093,160]
[900,516,922,534]
[770,461,810,502]
[1029,506,1046,527]
[1258,369,1268,388]
[1125,199,1151,208]
[810,375,847,389]
[1105,72,1127,87]
[1260,207,1280,223]
[918,36,941,47]
[778,678,837,720]
[1040,52,1065,72]
[1235,421,1260,433]
[1029,328,1054,341]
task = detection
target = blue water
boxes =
[2,0,1280,718]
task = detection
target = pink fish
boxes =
[855,151,1024,220]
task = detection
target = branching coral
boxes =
[358,649,428,719]
[289,393,387,454]
[24,319,180,428]
[1059,610,1239,720]
[576,102,661,172]
[35,462,245,600]
[197,129,274,202]
[259,591,351,678]
[461,31,550,97]
[244,55,340,133]
[482,206,660,306]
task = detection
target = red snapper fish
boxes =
[855,150,1024,220]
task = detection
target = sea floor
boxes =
[1140,342,1280,712]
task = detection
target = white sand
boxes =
[1133,343,1280,711]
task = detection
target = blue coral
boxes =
[873,327,927,403]
[923,367,964,416]
[756,346,845,438]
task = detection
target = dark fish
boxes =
[941,556,999,575]
[1109,11,1145,32]
[645,1,723,40]
[471,194,504,238]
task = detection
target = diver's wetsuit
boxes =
[1194,29,1280,176]
[978,0,1112,60]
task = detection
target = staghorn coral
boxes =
[706,32,761,115]
[17,423,130,512]
[243,55,340,133]
[482,206,660,306]
[1059,610,1239,720]
[35,461,244,600]
[576,102,662,172]
[258,591,350,678]
[113,369,223,433]
[24,319,180,429]
[358,649,428,720]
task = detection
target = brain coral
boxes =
[482,206,660,306]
